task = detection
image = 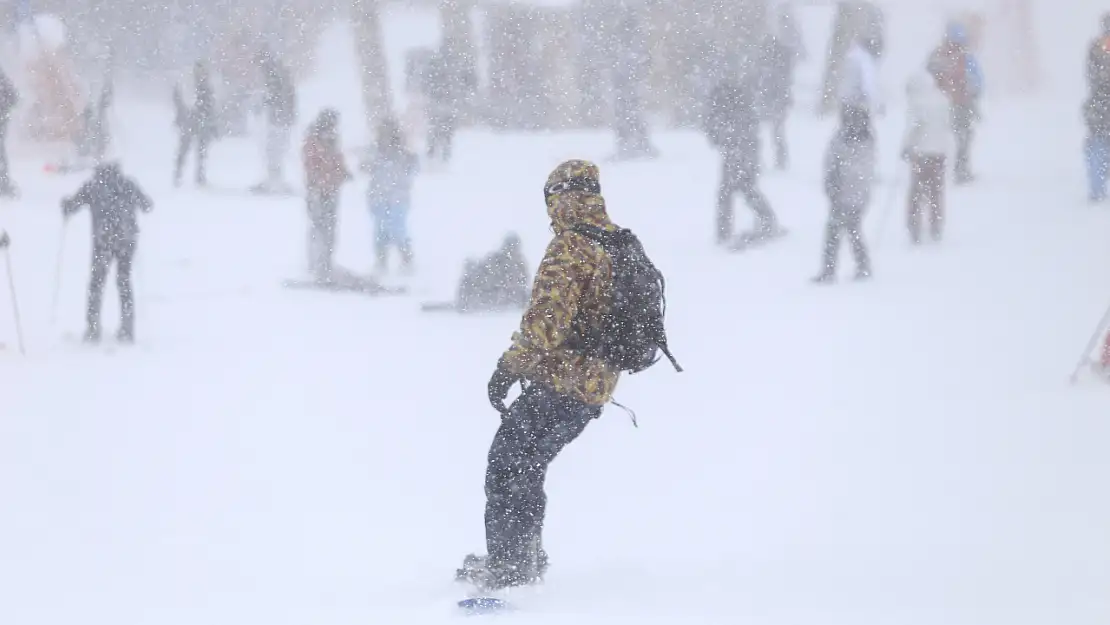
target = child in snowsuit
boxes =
[930,23,983,184]
[365,120,419,274]
[61,163,153,342]
[814,105,875,283]
[302,109,351,280]
[173,62,214,187]
[903,67,952,243]
[455,233,530,313]
[705,78,778,244]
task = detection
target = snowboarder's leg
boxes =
[845,208,871,278]
[306,194,329,279]
[483,384,595,587]
[1088,137,1110,202]
[372,216,390,273]
[926,156,945,239]
[0,122,12,193]
[814,211,842,282]
[85,245,111,340]
[321,192,338,276]
[739,175,778,234]
[772,115,788,169]
[907,157,924,243]
[115,245,135,341]
[953,107,974,183]
[195,132,209,186]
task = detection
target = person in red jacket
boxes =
[302,108,350,281]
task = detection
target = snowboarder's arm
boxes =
[61,183,92,217]
[130,182,153,213]
[505,234,585,354]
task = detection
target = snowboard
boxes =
[420,301,457,313]
[728,227,789,252]
[282,271,406,296]
[457,597,513,616]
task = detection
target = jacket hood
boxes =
[543,159,613,234]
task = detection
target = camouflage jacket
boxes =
[500,190,621,406]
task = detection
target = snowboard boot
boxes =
[83,327,101,343]
[854,267,872,281]
[811,272,836,285]
[117,325,134,344]
[456,553,544,592]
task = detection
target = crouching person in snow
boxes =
[303,109,350,280]
[903,66,952,243]
[365,119,418,275]
[457,160,620,591]
[456,233,530,313]
[61,163,153,342]
[814,106,875,283]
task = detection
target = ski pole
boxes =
[1069,300,1110,384]
[3,247,25,355]
[49,222,66,325]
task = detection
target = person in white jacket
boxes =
[901,68,952,243]
[838,37,882,118]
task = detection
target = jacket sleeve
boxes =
[62,182,92,216]
[504,233,588,358]
[129,181,153,213]
[823,144,841,200]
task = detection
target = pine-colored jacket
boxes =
[500,189,621,406]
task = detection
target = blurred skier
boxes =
[902,67,952,243]
[457,159,679,591]
[757,32,797,170]
[61,162,153,342]
[0,66,18,197]
[424,48,464,163]
[813,105,874,283]
[611,15,658,160]
[930,23,983,184]
[705,78,780,246]
[302,109,351,280]
[75,78,113,167]
[1084,14,1110,202]
[253,47,297,195]
[365,119,419,275]
[173,61,214,187]
[455,233,530,313]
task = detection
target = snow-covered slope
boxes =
[0,4,1108,625]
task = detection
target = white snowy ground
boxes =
[2,8,1110,625]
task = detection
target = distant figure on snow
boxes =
[61,163,153,342]
[365,119,419,275]
[302,108,351,281]
[253,47,297,195]
[423,233,531,313]
[813,105,874,283]
[173,61,214,187]
[902,66,952,243]
[929,23,983,184]
[1084,14,1110,203]
[0,66,19,197]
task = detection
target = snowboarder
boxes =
[0,66,18,197]
[61,162,153,342]
[454,233,530,313]
[253,47,297,194]
[705,78,779,245]
[930,23,983,184]
[902,67,952,242]
[756,32,797,170]
[365,119,418,275]
[302,108,351,280]
[458,160,620,591]
[813,105,874,283]
[173,61,214,187]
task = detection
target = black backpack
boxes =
[572,225,682,374]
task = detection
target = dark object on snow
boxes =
[173,62,215,187]
[61,163,153,341]
[453,233,530,314]
[456,597,512,615]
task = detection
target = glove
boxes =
[0,231,8,249]
[487,362,520,416]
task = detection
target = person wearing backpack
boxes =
[457,160,680,592]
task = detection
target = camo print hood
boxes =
[543,159,615,234]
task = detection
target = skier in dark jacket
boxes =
[61,162,153,342]
[455,233,530,313]
[253,48,297,194]
[705,78,779,245]
[173,61,214,187]
[0,67,19,197]
[813,105,875,283]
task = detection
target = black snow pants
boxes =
[174,126,210,186]
[717,153,776,243]
[307,190,339,279]
[87,241,135,337]
[820,201,870,276]
[485,383,600,577]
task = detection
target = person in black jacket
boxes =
[173,61,214,187]
[0,67,19,197]
[253,47,297,194]
[61,163,153,342]
[705,78,779,245]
